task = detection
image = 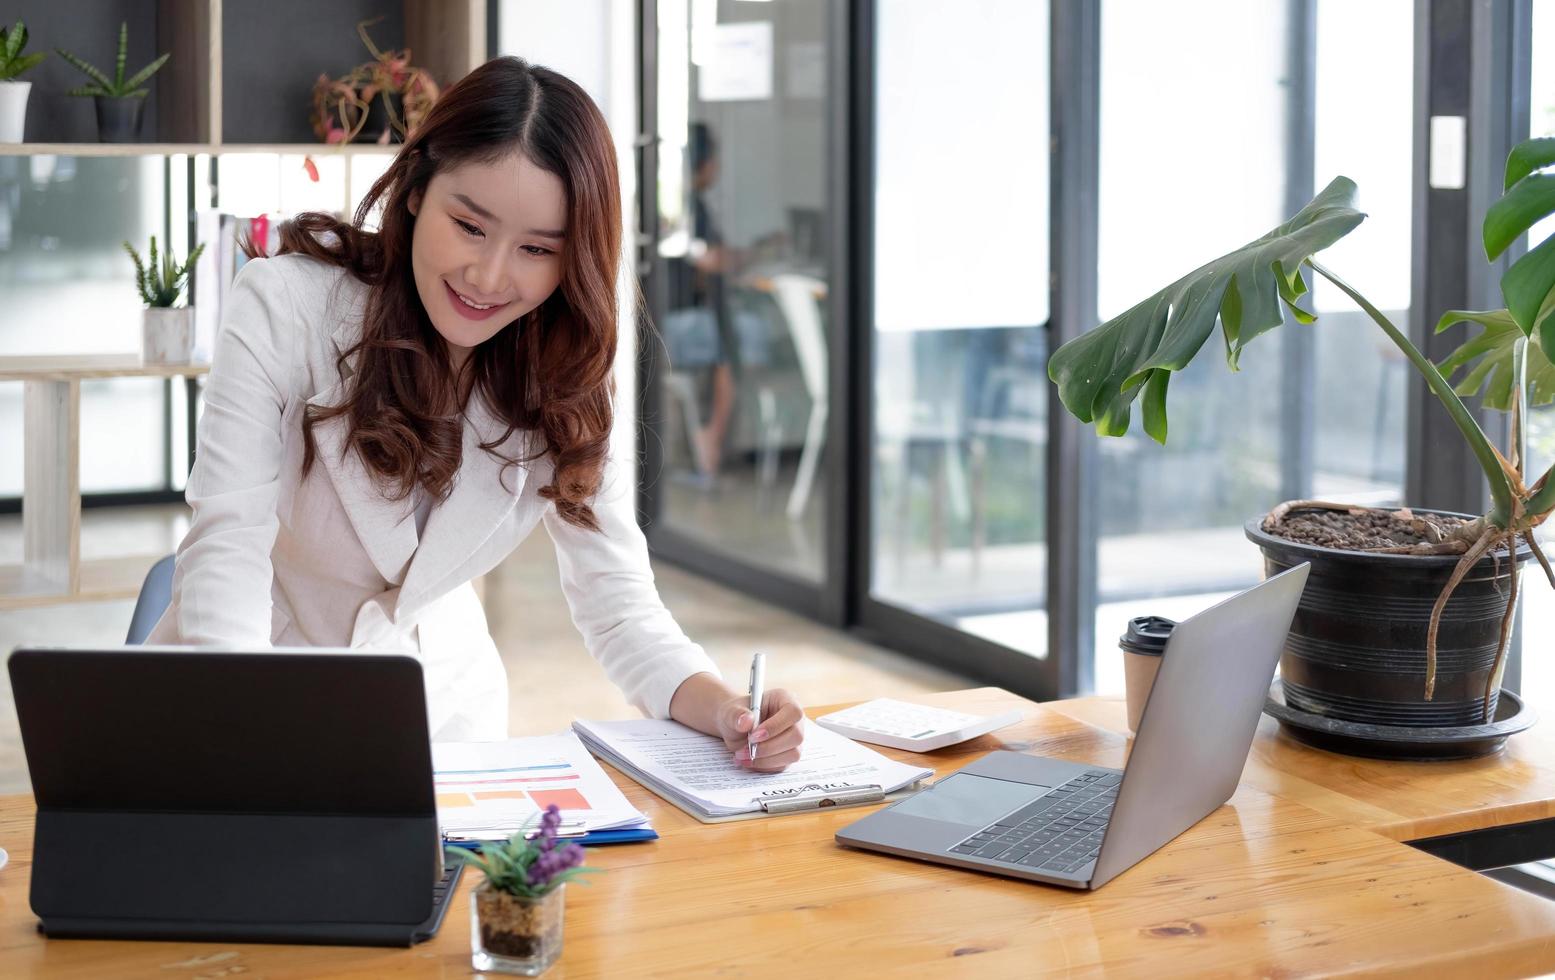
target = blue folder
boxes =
[444,827,658,849]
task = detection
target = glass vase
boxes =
[470,881,565,976]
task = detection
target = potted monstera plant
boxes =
[1049,137,1555,749]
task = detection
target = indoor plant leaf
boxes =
[1485,138,1555,339]
[1501,235,1555,345]
[1047,176,1364,442]
[1505,136,1555,190]
[1438,299,1555,410]
[119,52,170,94]
[1483,173,1555,262]
[9,51,44,76]
[53,48,113,91]
[3,21,24,64]
[113,21,127,89]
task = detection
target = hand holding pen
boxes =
[715,651,806,772]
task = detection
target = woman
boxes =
[147,57,805,771]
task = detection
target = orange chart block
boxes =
[473,790,529,802]
[528,788,590,811]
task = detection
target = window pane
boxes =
[1090,1,1413,694]
[1092,0,1289,694]
[1311,0,1411,504]
[0,156,168,496]
[1518,0,1555,701]
[869,0,1049,656]
[653,0,831,581]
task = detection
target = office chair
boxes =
[125,554,175,644]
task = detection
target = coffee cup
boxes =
[1120,616,1176,735]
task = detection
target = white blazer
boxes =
[147,253,720,740]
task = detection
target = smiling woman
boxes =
[258,58,624,529]
[408,156,569,357]
[143,56,809,763]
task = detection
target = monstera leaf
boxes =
[1048,177,1365,443]
[1438,300,1555,412]
[1485,137,1555,352]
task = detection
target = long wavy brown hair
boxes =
[244,56,621,530]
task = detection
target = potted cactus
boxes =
[56,22,169,143]
[1049,137,1555,751]
[450,805,595,976]
[124,236,204,365]
[0,20,47,142]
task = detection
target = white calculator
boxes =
[814,698,1024,752]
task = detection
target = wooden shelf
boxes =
[10,0,485,146]
[0,555,155,610]
[0,355,211,382]
[0,142,404,158]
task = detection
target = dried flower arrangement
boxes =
[310,17,439,145]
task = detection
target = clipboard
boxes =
[572,718,935,824]
[637,777,927,824]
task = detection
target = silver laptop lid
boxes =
[1089,563,1309,889]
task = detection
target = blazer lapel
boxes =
[305,325,420,586]
[397,390,530,613]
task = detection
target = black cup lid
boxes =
[1119,615,1176,656]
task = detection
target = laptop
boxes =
[8,646,463,946]
[835,563,1310,890]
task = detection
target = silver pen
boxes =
[747,651,767,761]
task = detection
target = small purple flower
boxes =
[523,807,586,889]
[539,804,563,844]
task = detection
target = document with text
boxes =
[571,717,934,820]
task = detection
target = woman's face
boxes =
[407,152,568,360]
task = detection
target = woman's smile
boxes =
[444,280,510,320]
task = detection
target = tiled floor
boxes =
[0,505,972,794]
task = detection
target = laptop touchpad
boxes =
[891,773,1050,828]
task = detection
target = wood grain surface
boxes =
[1048,693,1555,842]
[3,688,1555,977]
[0,356,210,382]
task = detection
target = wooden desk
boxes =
[5,688,1555,977]
[0,355,208,609]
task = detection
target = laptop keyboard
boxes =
[948,769,1121,875]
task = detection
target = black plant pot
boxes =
[94,95,144,143]
[1246,511,1530,730]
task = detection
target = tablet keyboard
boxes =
[413,853,466,943]
[948,769,1120,875]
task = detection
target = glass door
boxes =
[638,0,840,613]
[859,0,1053,680]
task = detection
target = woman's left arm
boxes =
[543,454,806,771]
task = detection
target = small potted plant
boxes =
[310,17,439,145]
[56,22,169,143]
[450,805,595,976]
[123,236,204,365]
[0,20,46,142]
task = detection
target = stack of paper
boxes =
[572,718,934,822]
[432,732,651,843]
